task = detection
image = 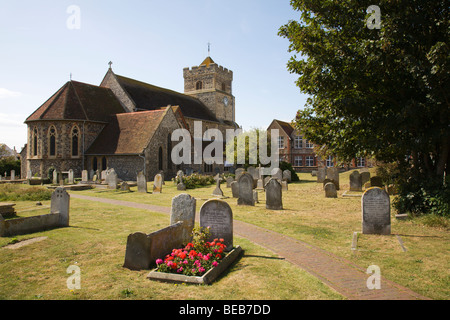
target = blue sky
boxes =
[0,0,307,151]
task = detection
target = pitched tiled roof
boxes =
[85,109,167,155]
[113,74,219,123]
[272,119,295,138]
[25,81,125,123]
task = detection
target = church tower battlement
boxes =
[183,56,235,123]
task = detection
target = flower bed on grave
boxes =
[147,227,242,285]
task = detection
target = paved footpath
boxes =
[71,193,430,300]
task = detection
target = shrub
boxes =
[175,174,215,189]
[279,161,300,182]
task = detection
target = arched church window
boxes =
[72,126,80,157]
[33,127,38,156]
[102,156,107,171]
[49,126,57,157]
[196,81,203,90]
[93,157,98,171]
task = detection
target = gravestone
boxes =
[153,174,163,194]
[317,167,326,183]
[137,171,147,193]
[106,169,118,189]
[256,178,264,189]
[253,190,259,203]
[361,171,371,185]
[170,194,196,245]
[311,170,318,177]
[10,170,15,181]
[248,167,258,181]
[322,178,333,189]
[26,169,32,180]
[370,176,383,188]
[230,181,239,198]
[212,175,224,197]
[68,169,74,185]
[327,167,340,190]
[89,170,95,180]
[235,168,245,181]
[324,182,337,198]
[53,170,59,185]
[237,173,255,206]
[176,172,186,191]
[101,170,107,181]
[362,187,391,235]
[263,176,271,187]
[120,182,131,191]
[226,176,234,188]
[271,167,282,181]
[265,178,283,210]
[199,199,233,251]
[159,170,165,185]
[349,171,362,192]
[282,170,292,183]
[50,187,70,227]
[81,170,88,182]
[281,181,288,191]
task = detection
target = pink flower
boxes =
[156,259,163,265]
[198,267,205,273]
[212,261,218,267]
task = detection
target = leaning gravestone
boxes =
[137,171,147,193]
[317,167,326,183]
[282,170,292,183]
[349,171,362,192]
[230,181,239,198]
[106,169,118,189]
[362,187,391,235]
[327,167,340,190]
[226,176,234,188]
[324,182,337,198]
[50,187,70,227]
[266,178,283,210]
[237,173,255,206]
[361,171,371,185]
[153,174,163,194]
[200,199,233,251]
[170,194,196,245]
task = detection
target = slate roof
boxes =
[271,119,295,138]
[113,74,219,123]
[25,81,125,123]
[84,108,182,155]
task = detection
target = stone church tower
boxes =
[183,57,235,124]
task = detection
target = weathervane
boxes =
[207,42,211,56]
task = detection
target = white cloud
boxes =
[0,88,22,99]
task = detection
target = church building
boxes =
[23,57,238,181]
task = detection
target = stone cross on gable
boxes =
[108,61,113,69]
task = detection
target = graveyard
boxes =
[0,169,448,300]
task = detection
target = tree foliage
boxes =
[279,0,449,215]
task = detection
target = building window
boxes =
[294,135,302,149]
[71,126,79,157]
[49,126,56,157]
[196,81,203,90]
[357,157,366,167]
[278,136,284,149]
[305,140,313,149]
[102,156,107,171]
[294,156,303,167]
[158,147,163,171]
[33,127,38,156]
[222,83,226,91]
[326,156,334,167]
[93,157,98,171]
[306,156,314,167]
[204,163,213,173]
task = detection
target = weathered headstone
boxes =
[153,174,163,194]
[282,170,292,183]
[271,167,282,181]
[226,176,234,188]
[50,187,70,227]
[170,193,196,244]
[68,169,74,185]
[230,181,239,198]
[281,180,288,191]
[263,176,271,187]
[362,187,391,235]
[349,171,362,192]
[81,170,88,183]
[322,178,333,189]
[317,167,326,183]
[137,171,147,193]
[327,167,340,190]
[256,178,264,190]
[120,181,130,191]
[199,199,233,251]
[253,190,259,203]
[53,170,59,185]
[101,170,107,181]
[237,173,255,206]
[324,182,337,198]
[311,170,318,177]
[247,166,257,180]
[370,176,383,188]
[265,178,283,210]
[26,169,32,180]
[235,168,245,181]
[212,175,224,197]
[361,171,371,185]
[106,169,118,189]
[10,170,15,181]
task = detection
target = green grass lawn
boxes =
[0,170,448,300]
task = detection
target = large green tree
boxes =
[279,0,449,215]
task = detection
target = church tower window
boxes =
[196,81,203,90]
[33,127,38,157]
[49,126,57,157]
